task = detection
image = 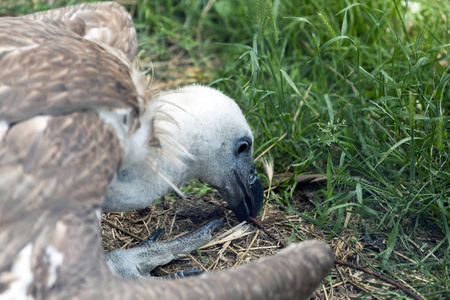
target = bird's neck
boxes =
[102,112,197,213]
[102,152,194,212]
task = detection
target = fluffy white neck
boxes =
[102,85,252,213]
[102,107,194,212]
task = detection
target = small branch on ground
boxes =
[314,291,325,300]
[102,217,144,242]
[334,260,423,300]
[250,216,423,300]
[249,217,288,248]
[259,214,285,224]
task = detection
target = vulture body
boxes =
[0,2,334,299]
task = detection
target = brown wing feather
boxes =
[0,112,122,292]
[23,1,138,60]
[0,17,140,124]
[0,12,141,294]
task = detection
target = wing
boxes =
[0,14,141,295]
[0,17,141,125]
[22,1,138,60]
[0,112,123,294]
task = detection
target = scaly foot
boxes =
[106,219,223,278]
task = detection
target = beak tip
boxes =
[231,174,264,222]
[250,176,264,217]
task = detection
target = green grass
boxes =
[4,0,449,298]
[134,1,450,298]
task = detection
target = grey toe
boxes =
[106,219,223,279]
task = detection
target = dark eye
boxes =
[235,140,251,155]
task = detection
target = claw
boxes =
[164,269,204,279]
[202,219,224,231]
[138,228,165,247]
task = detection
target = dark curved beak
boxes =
[230,164,264,222]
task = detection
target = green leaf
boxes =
[341,10,348,37]
[376,137,423,168]
[356,183,363,205]
[324,94,334,124]
[280,69,319,116]
[284,16,313,26]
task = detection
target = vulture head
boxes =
[154,85,264,221]
[103,85,264,222]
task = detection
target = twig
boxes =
[259,214,284,224]
[233,229,260,268]
[250,216,423,300]
[249,217,288,248]
[254,133,287,162]
[334,259,423,300]
[101,218,144,242]
[314,291,325,300]
[187,253,208,272]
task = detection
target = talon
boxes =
[164,269,204,279]
[106,220,223,279]
[203,219,224,231]
[138,228,165,247]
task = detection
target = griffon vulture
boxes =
[0,2,333,299]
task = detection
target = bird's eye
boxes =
[236,140,250,155]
